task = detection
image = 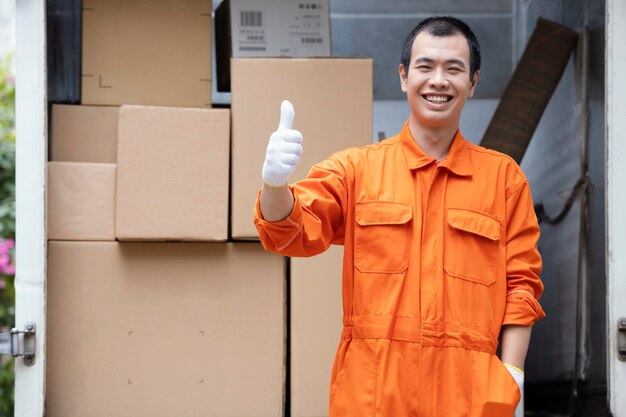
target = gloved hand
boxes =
[262,100,303,187]
[504,363,524,393]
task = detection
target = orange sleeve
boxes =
[254,155,348,258]
[502,174,546,326]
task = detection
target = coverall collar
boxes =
[399,121,473,177]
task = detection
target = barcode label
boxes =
[240,11,263,27]
[299,3,323,10]
[301,37,323,44]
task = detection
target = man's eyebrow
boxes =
[413,57,467,67]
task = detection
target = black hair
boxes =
[401,16,481,80]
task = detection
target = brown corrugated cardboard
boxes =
[82,0,212,107]
[230,58,373,239]
[47,162,116,241]
[47,241,285,417]
[116,105,229,241]
[291,245,344,417]
[51,104,119,163]
[214,0,331,92]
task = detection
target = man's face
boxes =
[399,31,478,131]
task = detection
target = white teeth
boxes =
[425,95,449,103]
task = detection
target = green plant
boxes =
[0,52,15,416]
[0,54,15,239]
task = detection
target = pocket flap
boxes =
[447,208,500,240]
[356,201,412,226]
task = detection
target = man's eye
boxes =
[448,67,461,72]
[417,65,431,70]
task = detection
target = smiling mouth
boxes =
[422,95,452,103]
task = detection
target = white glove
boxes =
[262,100,303,187]
[504,363,524,393]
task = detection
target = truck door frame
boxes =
[606,0,626,414]
[14,0,47,415]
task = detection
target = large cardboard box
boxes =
[51,104,119,163]
[291,246,343,417]
[116,105,229,241]
[82,0,212,107]
[230,58,373,239]
[47,162,116,241]
[47,241,285,417]
[214,0,331,92]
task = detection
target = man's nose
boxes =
[429,71,449,88]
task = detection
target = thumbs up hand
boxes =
[262,100,303,187]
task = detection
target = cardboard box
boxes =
[82,0,212,107]
[47,162,116,241]
[215,0,331,92]
[116,105,229,241]
[47,241,285,417]
[50,105,119,163]
[291,245,344,417]
[230,58,373,239]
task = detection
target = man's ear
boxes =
[399,64,408,93]
[468,70,480,98]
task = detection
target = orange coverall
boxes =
[254,123,545,417]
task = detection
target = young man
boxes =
[254,16,545,417]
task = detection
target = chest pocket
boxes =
[444,208,501,286]
[354,201,412,274]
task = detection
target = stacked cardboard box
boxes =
[230,57,373,240]
[115,106,229,241]
[81,0,212,107]
[47,162,116,241]
[47,242,285,417]
[291,246,344,417]
[47,2,373,416]
[48,105,230,242]
[51,105,119,163]
[49,0,226,241]
[48,2,284,416]
[215,0,332,92]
